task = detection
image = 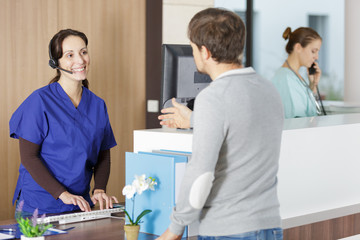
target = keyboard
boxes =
[37,205,125,224]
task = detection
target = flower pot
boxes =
[124,225,140,240]
[20,236,45,240]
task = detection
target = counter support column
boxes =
[345,0,360,102]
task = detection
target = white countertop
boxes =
[283,113,360,130]
[134,112,360,229]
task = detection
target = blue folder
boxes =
[157,149,192,155]
[125,152,188,237]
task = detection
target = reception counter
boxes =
[133,113,360,231]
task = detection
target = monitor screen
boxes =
[161,44,212,110]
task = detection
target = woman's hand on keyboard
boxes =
[59,191,91,212]
[91,189,119,210]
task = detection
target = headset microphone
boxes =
[48,39,73,74]
[48,60,73,74]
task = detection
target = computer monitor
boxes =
[161,44,212,110]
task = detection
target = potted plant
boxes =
[16,200,53,240]
[122,174,157,240]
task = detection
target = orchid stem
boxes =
[132,197,135,224]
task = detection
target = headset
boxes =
[48,39,73,74]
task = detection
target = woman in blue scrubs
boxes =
[10,29,118,215]
[270,27,322,118]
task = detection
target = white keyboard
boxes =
[37,205,124,224]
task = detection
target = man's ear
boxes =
[200,45,211,60]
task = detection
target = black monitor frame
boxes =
[160,44,212,110]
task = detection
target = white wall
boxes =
[162,0,214,44]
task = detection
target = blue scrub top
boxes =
[9,82,117,214]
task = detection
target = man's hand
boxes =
[59,191,91,212]
[156,228,182,240]
[158,98,192,129]
[91,189,119,210]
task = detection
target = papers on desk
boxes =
[45,228,67,235]
[0,224,67,239]
[0,233,15,240]
[325,101,360,114]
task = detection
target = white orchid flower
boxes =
[132,174,150,195]
[122,184,136,199]
[122,174,158,225]
[147,177,157,191]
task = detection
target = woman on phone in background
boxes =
[271,27,322,118]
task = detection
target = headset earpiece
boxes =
[48,36,73,74]
[49,58,58,69]
[48,39,58,68]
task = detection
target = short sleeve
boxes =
[100,102,117,151]
[278,77,297,118]
[271,69,303,118]
[9,92,48,145]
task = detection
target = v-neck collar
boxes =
[54,82,87,111]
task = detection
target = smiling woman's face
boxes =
[58,35,90,82]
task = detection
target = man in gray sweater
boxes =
[157,8,284,240]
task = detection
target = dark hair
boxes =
[283,27,322,54]
[48,29,89,89]
[188,8,246,65]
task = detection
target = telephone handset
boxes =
[308,62,327,115]
[308,63,316,75]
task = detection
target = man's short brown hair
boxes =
[188,8,246,65]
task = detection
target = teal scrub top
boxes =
[9,82,117,214]
[270,67,318,119]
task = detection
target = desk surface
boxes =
[0,218,124,240]
[0,217,173,240]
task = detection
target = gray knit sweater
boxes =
[169,67,284,236]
